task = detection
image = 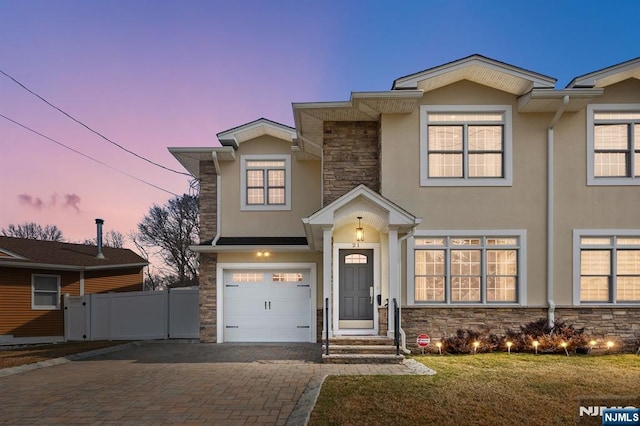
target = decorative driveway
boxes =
[0,342,432,425]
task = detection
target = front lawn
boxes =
[310,353,640,425]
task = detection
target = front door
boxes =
[339,249,373,327]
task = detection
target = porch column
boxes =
[322,226,333,338]
[387,227,399,338]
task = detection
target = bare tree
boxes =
[134,194,199,287]
[82,230,125,248]
[1,223,64,241]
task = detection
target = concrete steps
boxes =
[321,336,403,364]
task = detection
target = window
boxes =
[410,232,525,305]
[345,254,368,264]
[240,155,291,210]
[272,273,303,282]
[32,274,60,310]
[587,104,640,185]
[574,231,640,304]
[420,105,512,186]
[232,273,264,283]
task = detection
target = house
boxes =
[170,54,640,351]
[0,221,147,344]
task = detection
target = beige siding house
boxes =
[171,55,640,351]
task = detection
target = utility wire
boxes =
[0,68,191,177]
[0,113,179,196]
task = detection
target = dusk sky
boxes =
[1,0,639,247]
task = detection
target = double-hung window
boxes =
[420,105,512,186]
[32,274,60,310]
[409,231,525,305]
[574,230,640,304]
[240,155,291,211]
[587,104,640,185]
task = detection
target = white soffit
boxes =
[392,55,556,95]
[517,88,604,113]
[168,147,235,177]
[293,91,423,155]
[568,57,640,88]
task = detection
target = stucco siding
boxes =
[553,79,640,305]
[218,135,321,238]
[380,80,549,306]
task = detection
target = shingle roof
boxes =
[0,236,147,269]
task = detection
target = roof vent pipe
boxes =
[95,218,105,259]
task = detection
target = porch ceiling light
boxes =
[355,216,364,242]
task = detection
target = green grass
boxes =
[310,353,640,426]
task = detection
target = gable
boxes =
[392,54,556,94]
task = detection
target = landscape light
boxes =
[473,341,480,354]
[507,341,512,354]
[436,341,442,356]
[607,341,614,350]
[533,340,539,355]
[561,342,569,357]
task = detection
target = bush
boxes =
[503,319,589,354]
[442,329,500,354]
[437,319,590,355]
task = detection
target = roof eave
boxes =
[0,261,147,271]
[191,244,311,253]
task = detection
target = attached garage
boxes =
[220,264,316,342]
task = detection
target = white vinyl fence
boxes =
[64,289,199,341]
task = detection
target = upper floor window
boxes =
[574,230,640,304]
[420,105,513,187]
[32,274,60,310]
[408,231,526,305]
[587,104,640,186]
[240,155,291,211]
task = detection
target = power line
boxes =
[0,68,191,177]
[0,113,179,196]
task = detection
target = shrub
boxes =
[503,319,589,354]
[442,329,500,354]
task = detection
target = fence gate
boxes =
[64,289,199,341]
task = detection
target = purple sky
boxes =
[2,0,639,245]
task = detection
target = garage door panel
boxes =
[223,269,312,342]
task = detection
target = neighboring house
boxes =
[0,231,147,343]
[170,54,640,350]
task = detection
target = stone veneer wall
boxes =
[323,121,380,205]
[198,160,218,342]
[401,307,640,352]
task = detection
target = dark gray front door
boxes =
[339,249,373,321]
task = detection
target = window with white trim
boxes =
[420,105,512,186]
[32,274,60,310]
[587,104,640,185]
[240,155,291,210]
[575,232,640,303]
[410,232,524,305]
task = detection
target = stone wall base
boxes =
[401,307,640,352]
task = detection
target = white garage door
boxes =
[223,269,312,342]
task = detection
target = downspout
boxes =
[211,152,221,246]
[397,226,417,354]
[546,95,569,326]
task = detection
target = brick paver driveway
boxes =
[0,342,426,425]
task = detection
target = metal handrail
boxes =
[393,298,400,356]
[325,297,329,355]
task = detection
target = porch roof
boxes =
[302,185,421,250]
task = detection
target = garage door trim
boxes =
[216,262,317,343]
